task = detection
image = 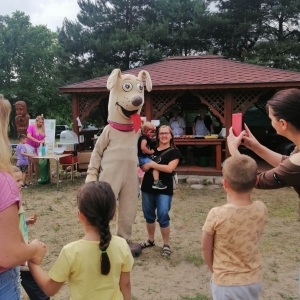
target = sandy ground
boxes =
[20,178,300,300]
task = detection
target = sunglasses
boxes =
[148,130,156,134]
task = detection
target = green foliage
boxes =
[0,11,72,135]
[208,0,300,71]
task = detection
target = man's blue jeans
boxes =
[142,191,172,228]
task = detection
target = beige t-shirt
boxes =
[202,201,268,286]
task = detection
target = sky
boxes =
[2,0,80,31]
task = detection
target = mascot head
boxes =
[107,69,152,133]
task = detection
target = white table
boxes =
[31,153,74,191]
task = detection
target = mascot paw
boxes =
[127,242,142,257]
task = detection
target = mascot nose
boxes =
[131,96,143,107]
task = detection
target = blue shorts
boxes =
[0,267,21,300]
[138,157,152,167]
[142,191,172,228]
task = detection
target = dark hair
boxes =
[77,181,116,275]
[222,155,257,192]
[18,134,27,141]
[156,125,176,148]
[267,88,300,130]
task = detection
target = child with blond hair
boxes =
[138,122,166,190]
[202,155,268,300]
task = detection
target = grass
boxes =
[186,254,204,267]
[181,294,210,300]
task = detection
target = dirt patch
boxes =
[21,179,300,300]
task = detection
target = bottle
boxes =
[41,143,46,156]
[38,144,42,156]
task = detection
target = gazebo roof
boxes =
[59,55,300,93]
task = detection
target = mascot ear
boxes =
[107,69,122,90]
[138,70,152,92]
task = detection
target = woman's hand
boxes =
[39,139,45,144]
[242,124,260,151]
[227,127,244,156]
[29,239,47,265]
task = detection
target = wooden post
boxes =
[72,94,79,137]
[144,92,152,121]
[224,91,234,158]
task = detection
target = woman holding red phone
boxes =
[227,88,300,215]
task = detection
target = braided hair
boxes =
[77,181,116,275]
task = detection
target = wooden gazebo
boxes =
[59,55,300,175]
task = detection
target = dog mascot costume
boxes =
[86,69,152,253]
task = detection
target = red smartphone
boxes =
[232,113,243,136]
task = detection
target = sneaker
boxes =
[152,180,167,190]
[21,184,28,189]
[24,183,29,188]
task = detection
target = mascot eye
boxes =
[136,83,144,92]
[122,82,133,92]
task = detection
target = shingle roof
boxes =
[59,55,300,93]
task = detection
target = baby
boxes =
[137,122,166,189]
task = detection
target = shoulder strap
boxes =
[155,148,173,160]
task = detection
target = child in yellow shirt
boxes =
[29,181,134,300]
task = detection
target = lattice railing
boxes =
[152,91,183,119]
[232,91,263,114]
[78,93,108,121]
[199,91,225,117]
[98,97,109,123]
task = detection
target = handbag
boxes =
[154,148,178,189]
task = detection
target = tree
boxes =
[0,12,72,135]
[207,0,300,71]
[57,0,211,83]
[207,0,266,60]
[246,0,300,70]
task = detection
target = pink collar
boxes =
[107,120,134,131]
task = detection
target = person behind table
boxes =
[12,166,50,300]
[202,155,268,300]
[169,108,187,163]
[227,88,300,215]
[139,125,182,256]
[169,108,186,136]
[192,105,214,135]
[192,105,214,159]
[16,134,34,189]
[0,94,46,300]
[138,122,167,190]
[29,181,134,300]
[25,115,46,185]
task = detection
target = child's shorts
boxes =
[210,280,262,300]
[18,165,28,173]
[138,157,152,167]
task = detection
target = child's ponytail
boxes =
[96,218,112,275]
[77,181,116,276]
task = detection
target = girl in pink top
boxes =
[0,95,46,299]
[25,116,46,184]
